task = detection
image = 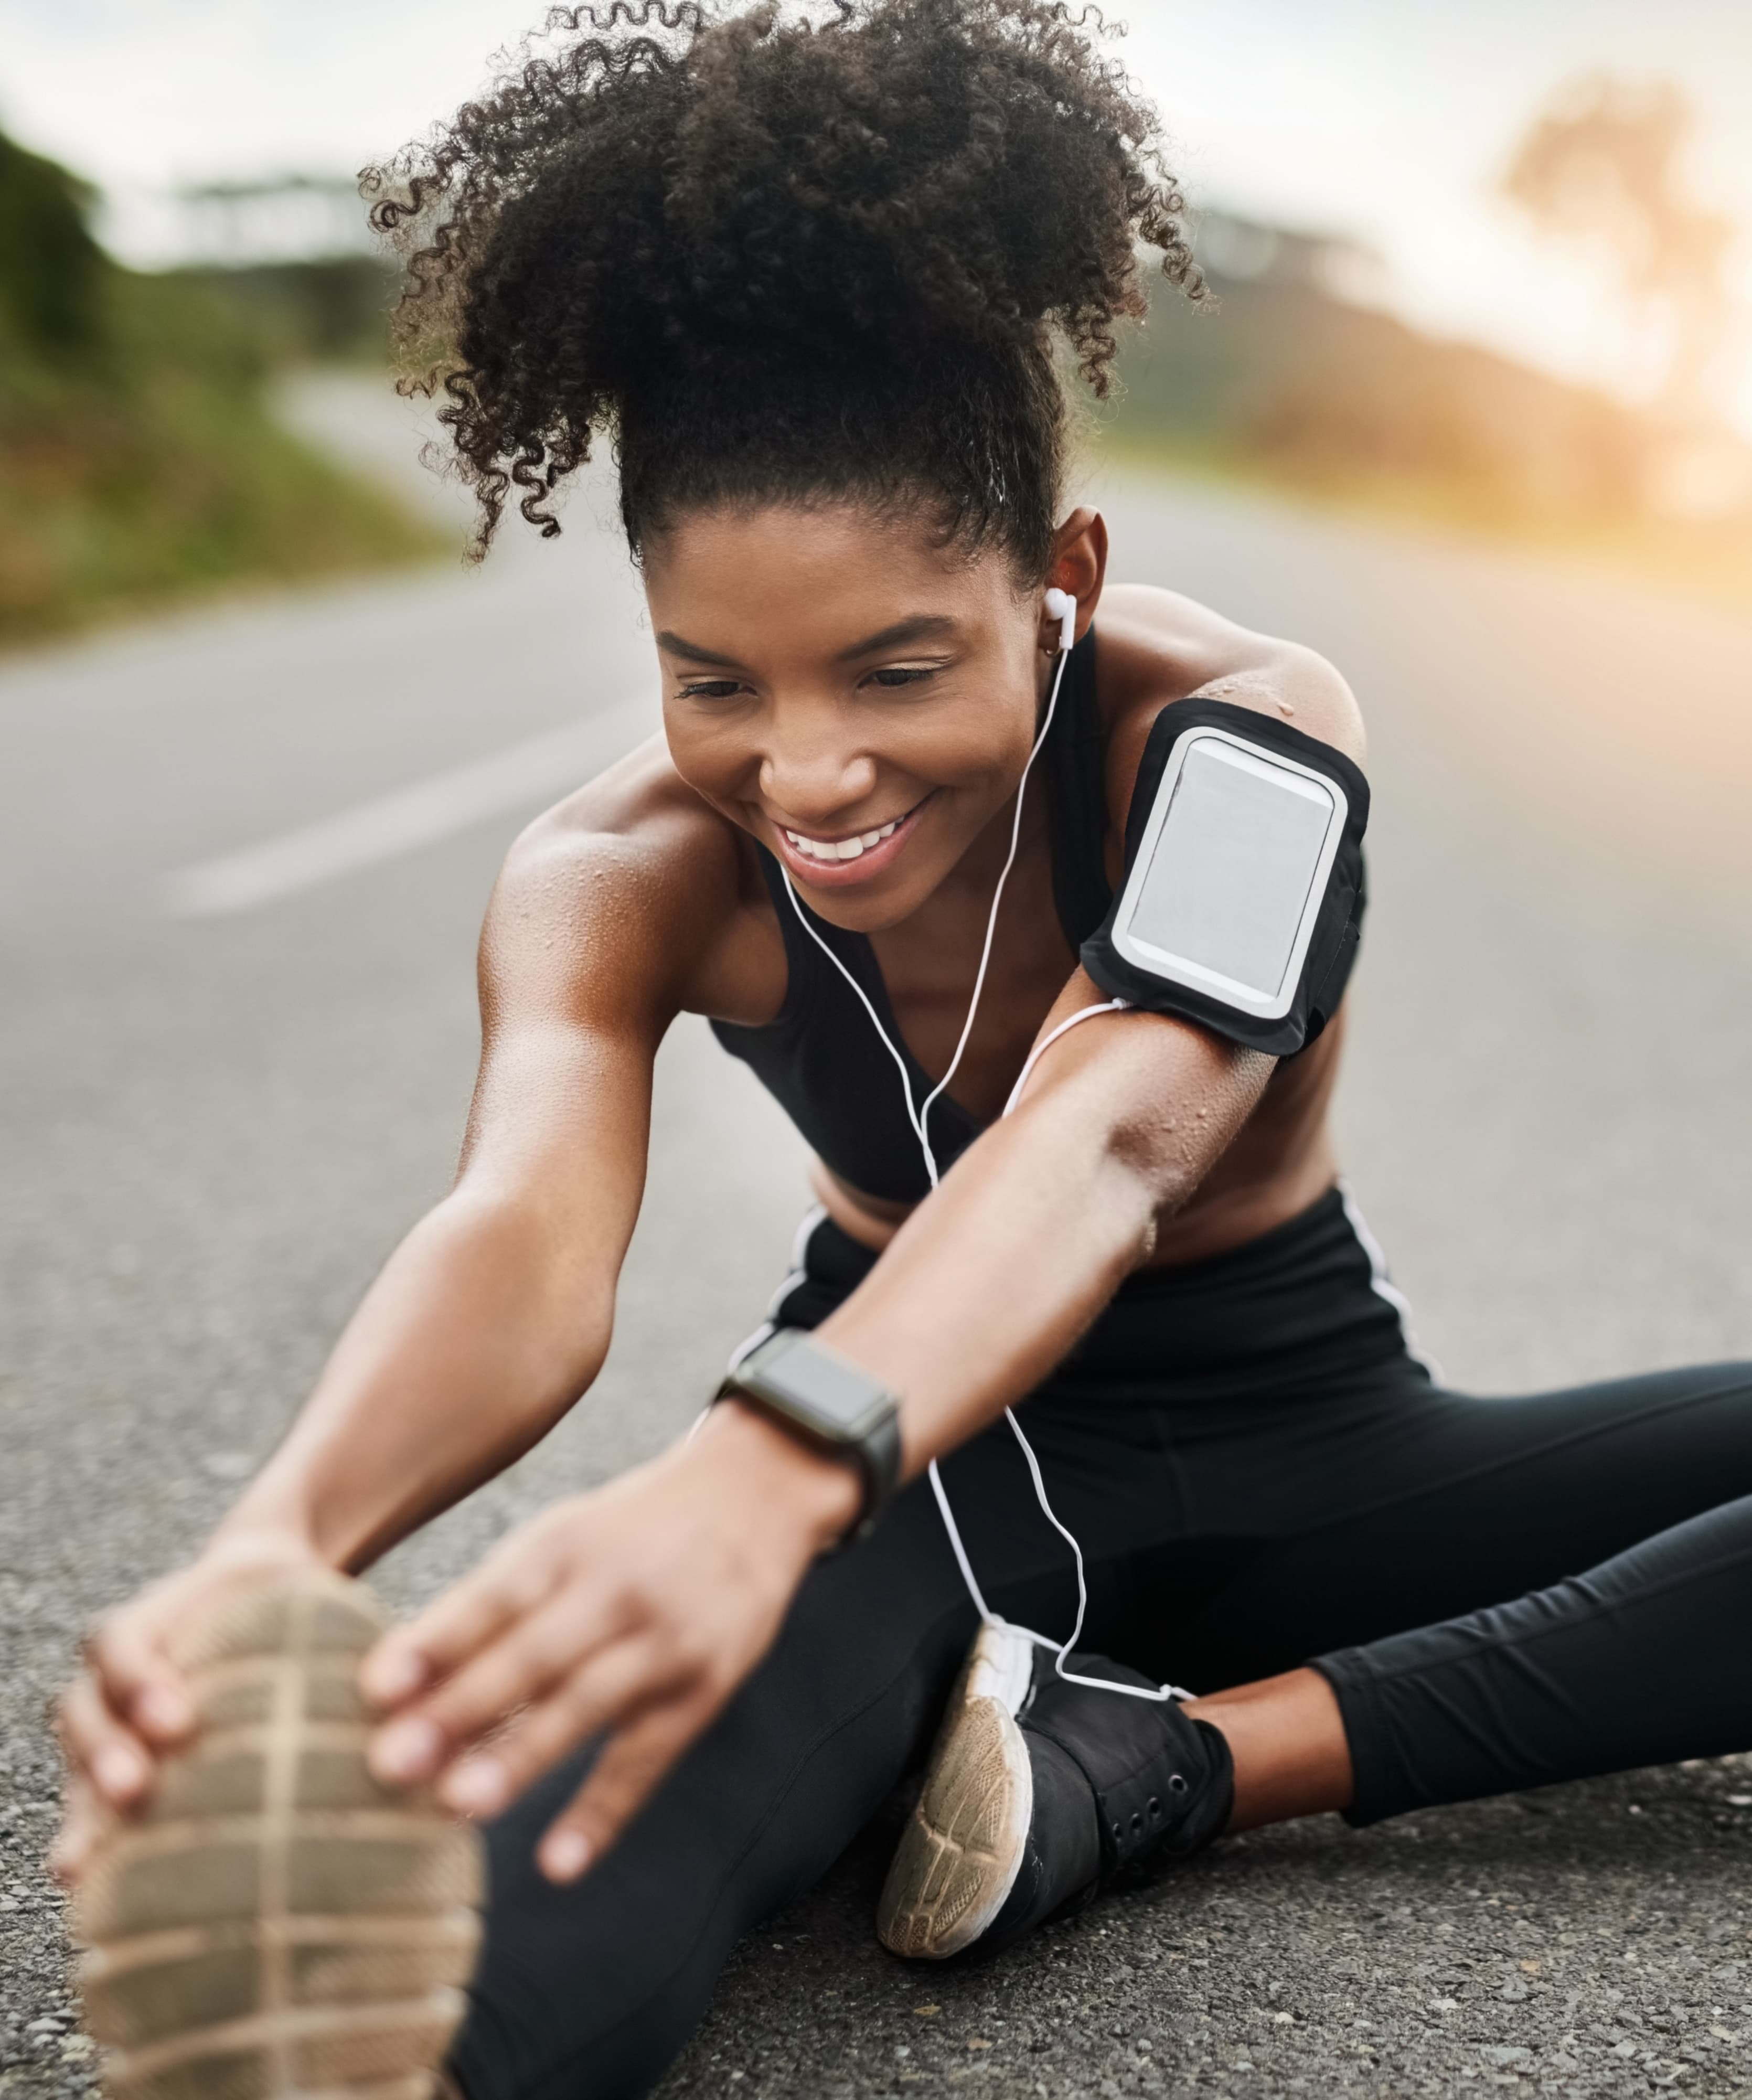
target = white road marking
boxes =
[162,699,655,917]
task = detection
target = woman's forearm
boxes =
[818,1008,1271,1475]
[212,1189,617,1572]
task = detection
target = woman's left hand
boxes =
[359,1401,861,1880]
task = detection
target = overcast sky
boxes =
[4,0,1749,428]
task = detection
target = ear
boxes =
[1040,508,1108,654]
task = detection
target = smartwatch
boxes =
[713,1330,903,1547]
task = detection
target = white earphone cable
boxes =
[776,872,932,1163]
[779,620,1190,1705]
[925,1462,997,1623]
[778,631,1074,1189]
[1001,997,1129,1118]
[913,642,1071,1167]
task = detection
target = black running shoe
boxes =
[877,1622,1233,1961]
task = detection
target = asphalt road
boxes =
[3,376,1752,2100]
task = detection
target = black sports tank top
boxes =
[709,630,1113,1206]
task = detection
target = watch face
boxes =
[749,1336,889,1439]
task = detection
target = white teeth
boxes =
[782,816,903,864]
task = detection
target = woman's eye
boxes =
[867,666,936,689]
[677,679,747,701]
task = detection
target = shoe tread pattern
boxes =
[76,1571,482,2100]
[876,1632,1033,1961]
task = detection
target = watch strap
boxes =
[714,1330,902,1547]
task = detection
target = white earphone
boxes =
[772,583,1188,1705]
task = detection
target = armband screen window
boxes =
[1109,729,1348,1022]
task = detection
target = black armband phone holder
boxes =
[1080,698,1369,1058]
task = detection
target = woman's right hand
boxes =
[51,1532,326,1887]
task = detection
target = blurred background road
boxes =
[3,377,1751,2097]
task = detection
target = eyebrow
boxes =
[835,614,957,662]
[654,613,959,672]
[655,630,747,668]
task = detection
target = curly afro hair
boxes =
[364,0,1197,576]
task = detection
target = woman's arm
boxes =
[826,593,1363,1455]
[215,1036,649,1576]
[356,985,1271,1878]
[54,748,741,1867]
[817,978,1272,1458]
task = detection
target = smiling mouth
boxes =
[781,813,908,864]
[766,796,931,884]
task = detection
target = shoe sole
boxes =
[876,1621,1035,1961]
[75,1569,483,2100]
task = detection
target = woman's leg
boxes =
[1132,1360,1752,1693]
[921,1356,1752,1933]
[447,1477,978,2100]
[1313,1487,1752,1822]
[1186,1668,1354,1829]
[445,1406,1149,2100]
[1173,1488,1752,1832]
[444,1209,1221,2096]
[1126,1360,1752,1839]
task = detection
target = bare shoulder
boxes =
[483,732,764,1031]
[1095,583,1366,793]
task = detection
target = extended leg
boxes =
[446,1414,1117,2100]
[1161,1362,1752,1831]
[1129,1360,1752,1692]
[448,1480,976,2100]
[1315,1489,1752,1821]
[1172,1489,1752,1832]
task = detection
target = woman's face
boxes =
[644,499,1104,931]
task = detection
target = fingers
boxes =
[369,1588,633,1787]
[57,1676,155,1811]
[86,1613,194,1746]
[537,1696,714,1883]
[435,1634,678,1821]
[360,1531,565,1714]
[50,1776,105,1888]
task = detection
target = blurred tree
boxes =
[1113,219,1646,526]
[0,127,108,355]
[1503,76,1736,417]
[0,121,437,644]
[197,258,397,365]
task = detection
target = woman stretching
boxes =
[54,6,1752,2098]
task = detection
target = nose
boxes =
[759,730,878,827]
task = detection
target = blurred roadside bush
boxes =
[1111,222,1641,519]
[195,255,402,367]
[1104,210,1752,596]
[0,129,438,650]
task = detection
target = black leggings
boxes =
[451,1191,1752,2100]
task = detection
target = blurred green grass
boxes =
[0,130,441,651]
